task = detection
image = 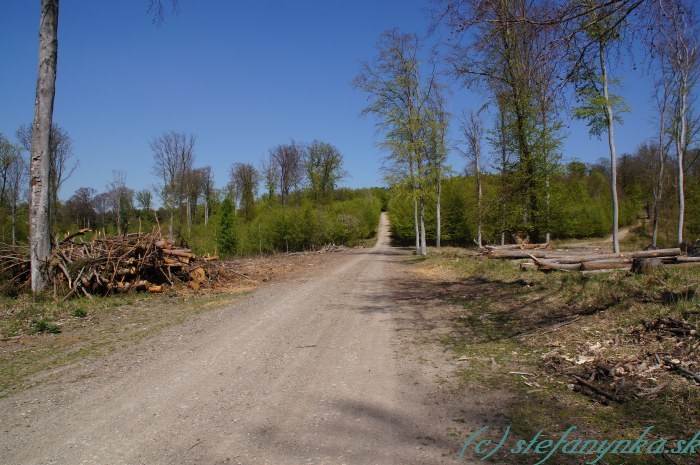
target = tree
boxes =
[150,131,195,241]
[304,141,345,201]
[27,0,59,291]
[439,0,564,243]
[182,168,205,234]
[229,163,260,221]
[461,110,485,247]
[198,166,214,226]
[93,192,110,229]
[107,170,134,235]
[649,39,674,248]
[571,1,630,253]
[136,189,153,213]
[18,123,77,233]
[353,29,436,255]
[260,153,279,206]
[4,145,29,245]
[424,88,449,248]
[270,142,304,207]
[216,196,238,257]
[657,0,698,245]
[64,187,96,229]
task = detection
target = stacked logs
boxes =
[1,228,218,298]
[480,244,700,273]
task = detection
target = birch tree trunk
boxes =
[169,204,175,242]
[652,69,669,249]
[545,174,550,244]
[600,44,620,253]
[419,195,427,255]
[29,0,59,292]
[676,81,687,245]
[477,170,482,247]
[413,195,420,253]
[435,169,441,248]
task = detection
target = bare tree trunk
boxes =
[413,194,419,253]
[600,44,620,253]
[29,0,59,292]
[186,196,191,235]
[477,171,483,247]
[419,195,427,255]
[545,174,551,244]
[652,70,669,249]
[169,207,174,242]
[435,172,441,248]
[115,201,121,235]
[204,198,209,227]
[677,82,687,245]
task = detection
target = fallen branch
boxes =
[570,375,624,403]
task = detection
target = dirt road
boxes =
[0,213,484,465]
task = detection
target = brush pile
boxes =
[480,244,700,272]
[1,228,219,298]
[543,315,699,404]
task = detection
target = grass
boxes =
[0,289,249,397]
[409,247,700,464]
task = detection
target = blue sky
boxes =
[0,1,681,201]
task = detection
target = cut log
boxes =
[518,243,550,250]
[675,256,700,263]
[161,249,195,259]
[531,256,582,271]
[625,248,681,259]
[580,259,632,271]
[148,285,164,293]
[189,267,206,283]
[555,253,625,264]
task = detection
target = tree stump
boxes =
[631,257,663,275]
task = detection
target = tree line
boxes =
[0,127,381,259]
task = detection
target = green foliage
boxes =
[216,197,238,257]
[234,190,381,255]
[388,170,645,245]
[71,308,88,318]
[31,319,61,334]
[687,175,700,238]
[573,75,630,139]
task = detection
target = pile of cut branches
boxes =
[543,316,699,404]
[1,228,220,299]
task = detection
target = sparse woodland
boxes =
[2,0,699,296]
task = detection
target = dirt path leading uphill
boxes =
[0,213,499,465]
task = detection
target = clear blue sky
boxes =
[0,1,680,201]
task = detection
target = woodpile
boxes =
[480,244,699,273]
[0,228,219,298]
